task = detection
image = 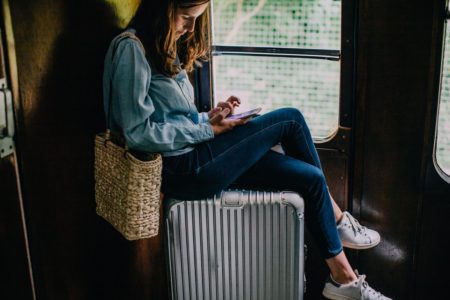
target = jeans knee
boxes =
[278,107,306,125]
[308,167,327,192]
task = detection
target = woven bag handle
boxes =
[106,31,146,149]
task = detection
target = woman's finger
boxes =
[208,107,222,118]
[226,95,241,106]
[218,101,233,109]
[210,108,230,124]
[217,102,234,115]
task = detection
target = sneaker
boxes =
[322,271,392,300]
[337,211,381,249]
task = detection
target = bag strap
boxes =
[106,31,146,142]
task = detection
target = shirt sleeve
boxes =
[110,39,214,153]
[198,112,210,123]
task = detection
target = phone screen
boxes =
[227,107,262,120]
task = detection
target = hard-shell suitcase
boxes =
[164,190,305,300]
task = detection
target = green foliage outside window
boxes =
[212,0,341,138]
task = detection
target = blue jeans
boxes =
[162,108,343,259]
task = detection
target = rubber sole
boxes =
[342,237,381,250]
[322,289,356,300]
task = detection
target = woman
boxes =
[103,0,391,299]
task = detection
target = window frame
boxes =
[194,0,356,151]
[432,2,450,183]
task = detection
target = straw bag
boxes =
[94,31,163,240]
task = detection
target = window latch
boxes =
[0,79,15,158]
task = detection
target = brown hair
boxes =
[131,0,210,77]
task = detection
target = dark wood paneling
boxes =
[320,149,349,212]
[353,0,436,299]
[9,0,167,299]
[0,154,34,300]
[414,0,450,298]
[414,190,450,299]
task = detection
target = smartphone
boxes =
[226,107,262,120]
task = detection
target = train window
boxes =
[210,0,341,139]
[436,15,450,176]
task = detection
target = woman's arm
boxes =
[110,39,214,153]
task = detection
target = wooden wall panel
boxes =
[353,0,436,299]
[9,0,167,299]
[414,1,450,299]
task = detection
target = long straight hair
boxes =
[130,0,210,77]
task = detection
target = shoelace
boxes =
[345,212,367,236]
[356,273,383,299]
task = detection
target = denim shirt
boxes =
[103,30,214,157]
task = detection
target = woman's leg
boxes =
[165,108,341,215]
[233,150,355,282]
[163,107,343,257]
[162,107,391,298]
[331,195,344,222]
[267,110,345,222]
[163,107,323,198]
[233,150,345,261]
[326,252,357,283]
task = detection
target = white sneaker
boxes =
[322,271,392,300]
[337,212,380,249]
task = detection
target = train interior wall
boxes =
[1,0,449,299]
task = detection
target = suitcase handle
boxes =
[221,191,243,207]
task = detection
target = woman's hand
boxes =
[208,95,241,118]
[209,107,251,136]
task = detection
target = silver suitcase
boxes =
[164,190,305,300]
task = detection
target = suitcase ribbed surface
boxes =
[165,190,305,300]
